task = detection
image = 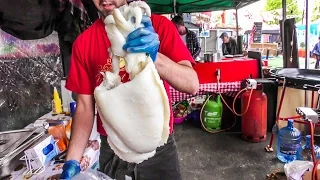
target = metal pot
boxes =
[203,53,213,62]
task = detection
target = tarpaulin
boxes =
[0,0,98,76]
[146,0,260,14]
[0,29,62,131]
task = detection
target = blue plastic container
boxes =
[297,135,320,161]
[277,119,301,163]
[70,102,76,117]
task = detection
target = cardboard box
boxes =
[24,135,58,170]
[303,169,320,180]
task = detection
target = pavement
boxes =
[174,122,284,180]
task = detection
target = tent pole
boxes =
[282,0,286,67]
[305,0,310,69]
[304,0,312,108]
[235,8,239,38]
[173,0,177,15]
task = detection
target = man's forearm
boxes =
[66,108,95,162]
[155,53,199,95]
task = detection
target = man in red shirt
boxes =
[60,0,199,179]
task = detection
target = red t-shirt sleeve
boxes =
[152,15,195,65]
[65,37,94,95]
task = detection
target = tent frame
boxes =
[148,0,261,14]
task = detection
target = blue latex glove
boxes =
[60,160,81,180]
[123,16,160,62]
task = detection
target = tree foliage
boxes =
[312,0,320,22]
[264,0,301,24]
[265,0,282,11]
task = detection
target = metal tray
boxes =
[0,128,37,158]
[0,129,45,178]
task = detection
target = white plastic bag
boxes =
[72,169,114,180]
[284,160,313,180]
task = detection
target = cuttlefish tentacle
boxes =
[105,24,126,57]
[104,0,153,77]
[113,9,133,32]
[131,6,143,28]
[120,5,131,20]
[104,14,116,25]
[112,55,121,75]
[129,1,151,17]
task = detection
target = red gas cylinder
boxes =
[241,88,267,143]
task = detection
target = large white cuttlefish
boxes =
[94,1,170,164]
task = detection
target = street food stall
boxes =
[171,57,261,103]
[0,1,268,179]
[4,0,318,179]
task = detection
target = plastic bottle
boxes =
[297,135,320,161]
[277,119,301,163]
[52,87,62,115]
[48,121,67,152]
[65,119,72,146]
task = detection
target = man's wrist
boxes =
[63,160,81,171]
[66,159,80,164]
[65,150,82,163]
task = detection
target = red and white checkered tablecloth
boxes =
[170,81,242,103]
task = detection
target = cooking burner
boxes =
[266,68,320,152]
[270,68,320,88]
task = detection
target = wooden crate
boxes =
[249,43,278,56]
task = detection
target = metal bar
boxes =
[305,0,310,69]
[317,94,320,109]
[235,8,239,38]
[236,0,259,9]
[204,37,207,53]
[268,79,287,149]
[312,91,315,108]
[173,0,177,15]
[0,128,32,135]
[305,0,311,107]
[282,0,287,20]
[305,91,308,107]
[282,0,286,68]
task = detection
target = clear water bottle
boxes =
[277,119,301,163]
[297,135,320,161]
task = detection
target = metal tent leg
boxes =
[266,79,287,152]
